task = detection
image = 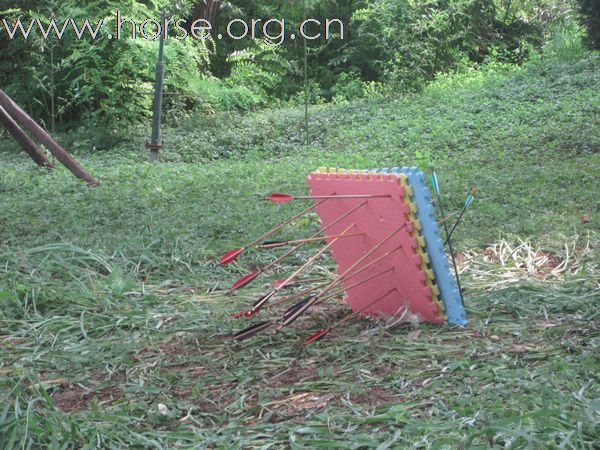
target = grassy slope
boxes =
[0,54,599,448]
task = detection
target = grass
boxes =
[0,52,599,448]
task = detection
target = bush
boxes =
[0,1,209,127]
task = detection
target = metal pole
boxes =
[146,11,166,163]
[303,0,309,146]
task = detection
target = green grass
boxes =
[0,53,599,448]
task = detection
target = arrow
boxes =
[430,167,465,307]
[258,232,364,249]
[231,207,459,333]
[278,209,460,328]
[303,288,397,346]
[280,221,411,327]
[219,199,327,265]
[443,188,477,247]
[233,210,456,316]
[233,320,274,341]
[232,256,393,339]
[272,266,395,315]
[228,201,366,292]
[271,277,327,287]
[267,193,391,203]
[251,223,356,311]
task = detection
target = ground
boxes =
[0,54,598,448]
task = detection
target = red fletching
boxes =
[232,309,259,319]
[267,193,294,203]
[220,248,243,265]
[272,279,287,287]
[230,271,259,291]
[303,328,331,346]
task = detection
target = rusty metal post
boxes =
[146,11,166,163]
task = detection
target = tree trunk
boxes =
[186,0,222,70]
[187,0,222,33]
[0,89,99,186]
[0,105,54,169]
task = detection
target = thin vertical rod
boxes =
[148,12,166,163]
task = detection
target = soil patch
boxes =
[51,383,124,413]
[350,387,403,407]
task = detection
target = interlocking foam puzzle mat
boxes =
[307,167,467,326]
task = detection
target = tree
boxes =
[577,0,600,49]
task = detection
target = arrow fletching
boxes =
[266,193,294,203]
[220,248,244,265]
[430,171,440,195]
[232,309,252,318]
[233,321,273,341]
[464,194,474,208]
[282,297,312,320]
[230,271,260,291]
[303,328,331,346]
[464,188,478,207]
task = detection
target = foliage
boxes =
[226,40,297,100]
[0,1,590,127]
[0,0,209,127]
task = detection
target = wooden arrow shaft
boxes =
[259,201,366,274]
[281,222,409,326]
[258,232,364,249]
[245,199,327,250]
[270,266,395,311]
[310,266,396,308]
[275,223,355,291]
[294,194,391,200]
[332,288,397,330]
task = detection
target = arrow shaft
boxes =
[443,190,477,247]
[430,168,464,307]
[281,222,410,326]
[444,208,468,247]
[246,199,327,249]
[331,288,397,330]
[276,223,356,290]
[295,194,391,200]
[253,223,356,312]
[260,201,366,273]
[311,266,395,307]
[270,266,394,311]
[258,232,364,249]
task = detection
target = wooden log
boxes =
[0,105,54,169]
[0,89,99,186]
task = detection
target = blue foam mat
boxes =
[371,167,467,326]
